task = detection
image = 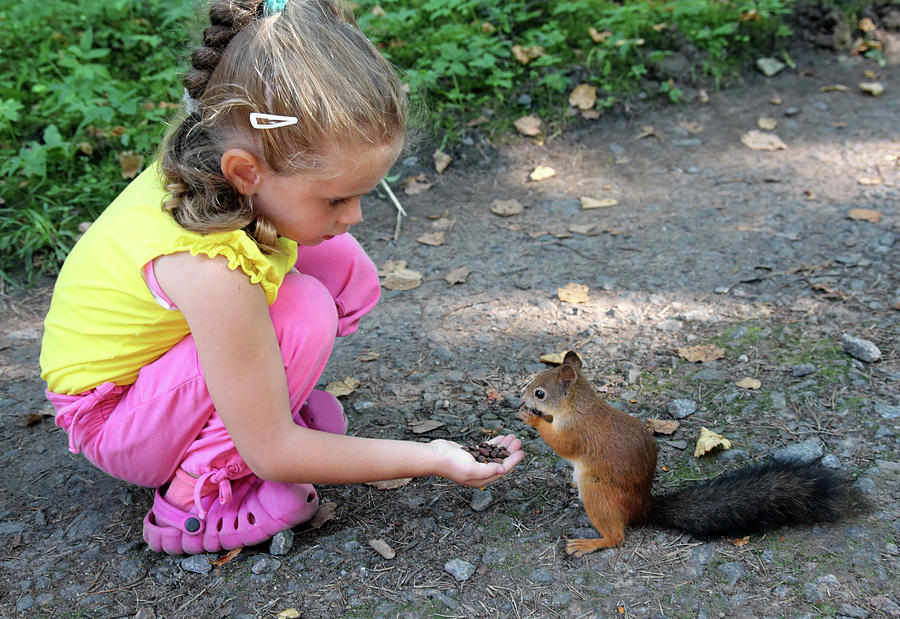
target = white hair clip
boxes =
[249,112,298,129]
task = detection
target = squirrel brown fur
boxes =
[517,351,853,557]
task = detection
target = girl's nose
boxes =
[338,199,363,226]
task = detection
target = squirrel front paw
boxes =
[516,405,533,425]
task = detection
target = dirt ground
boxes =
[1,41,899,618]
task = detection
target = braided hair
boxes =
[159,0,407,252]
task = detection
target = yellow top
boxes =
[40,163,298,395]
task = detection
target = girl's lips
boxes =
[322,235,334,240]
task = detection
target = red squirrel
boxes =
[518,351,852,557]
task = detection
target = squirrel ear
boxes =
[558,363,577,392]
[562,351,582,372]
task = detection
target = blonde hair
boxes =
[160,0,407,252]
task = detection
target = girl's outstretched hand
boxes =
[427,434,525,487]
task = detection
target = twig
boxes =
[380,179,407,217]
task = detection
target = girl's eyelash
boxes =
[328,198,349,207]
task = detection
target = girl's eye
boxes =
[328,198,349,208]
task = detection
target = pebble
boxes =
[251,556,281,574]
[666,399,696,419]
[529,568,553,582]
[773,439,823,463]
[792,363,816,377]
[180,554,213,575]
[718,562,744,585]
[802,582,824,603]
[444,559,476,582]
[471,489,493,512]
[841,334,882,363]
[874,404,900,420]
[269,529,294,556]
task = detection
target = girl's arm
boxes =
[154,252,524,487]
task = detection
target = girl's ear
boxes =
[221,148,264,196]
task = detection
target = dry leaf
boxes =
[370,5,386,17]
[77,141,93,155]
[540,351,581,365]
[401,173,432,195]
[366,478,412,490]
[325,376,361,397]
[580,196,618,209]
[433,149,451,174]
[677,344,725,363]
[382,268,423,291]
[417,231,446,246]
[514,115,542,136]
[569,223,598,235]
[511,44,544,65]
[445,266,471,285]
[308,501,337,528]
[740,130,787,151]
[378,259,406,277]
[210,547,242,567]
[24,409,54,427]
[277,609,301,619]
[490,199,524,217]
[569,84,597,110]
[588,27,612,43]
[819,84,849,92]
[430,216,456,231]
[859,81,884,96]
[757,117,778,130]
[735,377,762,390]
[118,151,143,179]
[529,165,556,182]
[558,282,589,304]
[581,109,600,120]
[636,126,661,140]
[678,120,704,135]
[857,176,882,186]
[769,96,783,105]
[368,538,396,560]
[645,419,680,435]
[357,350,380,362]
[693,427,732,457]
[467,116,490,127]
[811,283,848,301]
[485,388,501,403]
[409,419,444,434]
[847,208,882,223]
[698,89,709,103]
[730,536,750,547]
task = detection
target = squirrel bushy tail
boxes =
[646,459,850,538]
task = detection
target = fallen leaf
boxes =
[368,538,396,560]
[693,427,732,457]
[529,165,556,182]
[210,547,242,567]
[77,141,93,155]
[410,419,444,434]
[370,5,386,17]
[558,282,589,304]
[569,83,597,110]
[678,120,704,135]
[277,609,301,619]
[490,199,524,217]
[417,231,446,246]
[568,223,598,235]
[847,208,882,223]
[757,117,778,130]
[378,259,407,277]
[756,57,785,76]
[308,502,337,528]
[23,409,54,427]
[819,84,848,92]
[581,109,600,120]
[444,266,471,285]
[698,89,709,103]
[401,173,432,195]
[740,130,787,151]
[366,478,412,490]
[325,376,361,397]
[636,125,661,140]
[588,27,612,43]
[730,536,750,547]
[859,81,884,96]
[118,151,143,179]
[580,196,618,209]
[485,388,501,403]
[735,377,762,390]
[357,350,380,362]
[467,116,490,127]
[677,344,725,363]
[811,283,848,301]
[857,176,882,186]
[769,96,783,105]
[430,217,456,231]
[652,22,667,32]
[514,115,542,136]
[382,268,423,291]
[433,149,451,174]
[540,351,581,365]
[511,44,544,65]
[803,190,816,200]
[645,419,680,435]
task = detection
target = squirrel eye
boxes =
[534,389,545,400]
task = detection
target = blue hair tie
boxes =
[263,0,287,15]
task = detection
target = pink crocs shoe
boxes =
[296,389,347,435]
[143,475,319,555]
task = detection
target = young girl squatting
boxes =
[39,0,524,555]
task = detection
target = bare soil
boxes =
[1,44,898,618]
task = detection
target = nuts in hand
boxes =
[464,442,510,464]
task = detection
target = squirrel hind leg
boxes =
[565,527,624,557]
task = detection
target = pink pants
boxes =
[47,234,380,490]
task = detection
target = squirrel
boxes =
[517,351,853,557]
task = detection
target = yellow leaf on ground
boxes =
[678,120,704,134]
[378,259,406,277]
[366,478,412,490]
[645,419,680,435]
[580,196,618,209]
[382,268,423,291]
[857,176,882,186]
[757,117,778,130]
[444,266,471,285]
[514,115,542,136]
[820,84,849,92]
[118,151,143,179]
[433,149,451,174]
[512,44,544,65]
[277,609,301,619]
[569,223,598,235]
[677,344,725,363]
[401,173,432,195]
[740,130,787,151]
[540,351,581,365]
[859,81,885,96]
[735,377,762,390]
[847,208,882,223]
[368,538,396,560]
[325,376,361,397]
[529,165,556,182]
[357,350,380,362]
[588,27,612,43]
[569,84,597,110]
[698,89,709,103]
[558,282,589,304]
[731,536,750,547]
[467,116,490,127]
[693,427,732,457]
[490,198,524,217]
[417,231,446,246]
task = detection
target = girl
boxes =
[39,0,524,555]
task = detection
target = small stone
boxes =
[874,404,900,420]
[784,107,801,116]
[180,554,213,575]
[802,582,823,603]
[792,363,816,377]
[133,608,157,619]
[718,561,744,585]
[16,596,34,613]
[471,489,493,512]
[837,603,869,619]
[841,333,881,363]
[666,399,697,419]
[269,529,294,556]
[444,559,476,582]
[251,555,281,575]
[529,568,553,582]
[821,454,841,469]
[774,439,823,464]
